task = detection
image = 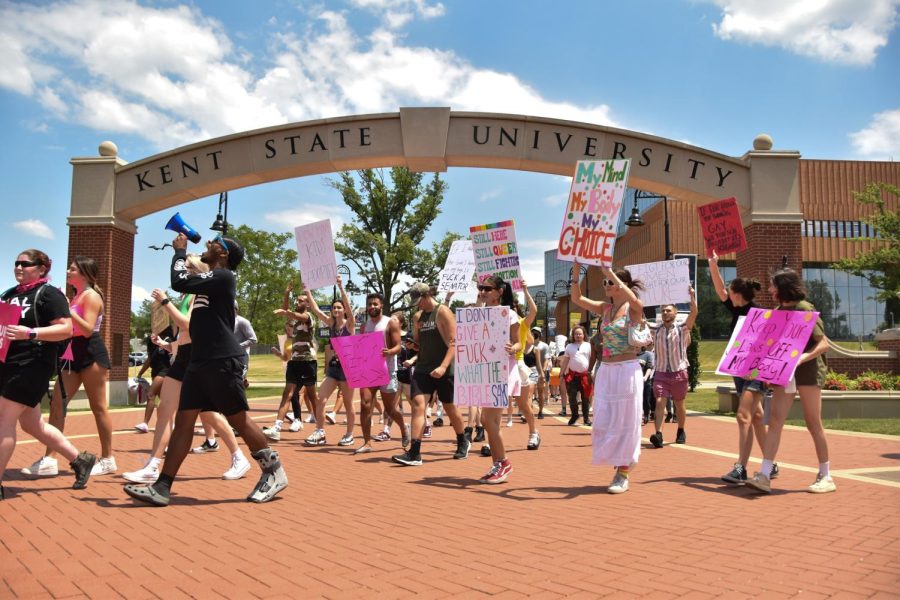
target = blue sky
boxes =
[1,0,898,308]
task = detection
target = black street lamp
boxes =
[210,191,229,236]
[534,290,548,340]
[552,279,570,336]
[626,190,670,260]
[334,264,354,302]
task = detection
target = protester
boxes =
[133,324,172,433]
[514,282,540,450]
[745,268,833,494]
[233,302,257,388]
[570,263,644,494]
[708,251,778,484]
[561,325,593,426]
[636,346,655,425]
[392,283,470,466]
[648,289,697,448]
[531,328,549,419]
[1,249,96,499]
[124,233,286,506]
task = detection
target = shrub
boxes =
[823,371,852,391]
[857,370,896,391]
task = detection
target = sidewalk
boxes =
[2,396,898,598]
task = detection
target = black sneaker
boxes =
[391,450,422,466]
[124,483,171,506]
[433,417,444,427]
[537,412,544,420]
[649,432,663,448]
[675,428,686,444]
[463,427,473,443]
[70,451,97,489]
[721,463,747,484]
[0,483,5,501]
[584,418,592,426]
[480,444,492,457]
[664,413,673,423]
[770,463,780,479]
[192,440,219,453]
[560,409,567,416]
[474,426,485,443]
[453,437,471,460]
[567,414,579,426]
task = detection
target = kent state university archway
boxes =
[67,107,803,403]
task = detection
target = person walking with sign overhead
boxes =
[570,262,645,494]
[648,288,697,448]
[392,283,470,466]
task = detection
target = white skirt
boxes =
[591,360,642,467]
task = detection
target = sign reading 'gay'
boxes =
[716,308,820,386]
[557,159,631,267]
[696,197,747,257]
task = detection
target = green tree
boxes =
[831,183,900,303]
[229,224,298,345]
[329,168,461,313]
[131,299,152,340]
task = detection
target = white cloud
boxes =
[349,0,445,29]
[131,285,151,304]
[13,219,54,239]
[850,108,900,159]
[517,239,558,252]
[264,203,347,231]
[479,188,502,202]
[708,0,900,66]
[0,0,617,151]
[543,192,568,206]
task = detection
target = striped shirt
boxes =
[652,322,691,373]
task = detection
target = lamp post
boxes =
[626,190,670,260]
[534,291,548,340]
[552,279,570,337]
[210,191,229,236]
[334,264,353,302]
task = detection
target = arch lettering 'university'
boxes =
[67,107,802,403]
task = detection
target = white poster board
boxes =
[294,219,338,290]
[438,240,476,292]
[625,258,691,307]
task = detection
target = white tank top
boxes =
[364,315,396,373]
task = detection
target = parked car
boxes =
[129,351,148,366]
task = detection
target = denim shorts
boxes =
[733,376,764,396]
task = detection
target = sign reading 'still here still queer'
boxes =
[470,220,522,291]
[557,159,631,267]
[716,307,820,387]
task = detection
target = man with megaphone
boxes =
[125,231,289,506]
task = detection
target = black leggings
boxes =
[291,386,301,419]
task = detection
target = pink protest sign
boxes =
[696,197,747,257]
[454,306,511,408]
[0,302,23,363]
[557,159,631,267]
[716,307,820,386]
[330,332,389,389]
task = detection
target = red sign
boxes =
[696,197,747,257]
[0,302,23,363]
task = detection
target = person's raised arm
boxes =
[304,283,330,324]
[570,262,605,313]
[431,304,457,378]
[708,250,727,302]
[170,238,234,296]
[152,288,189,331]
[683,286,698,331]
[602,266,644,323]
[282,280,294,312]
[521,280,538,328]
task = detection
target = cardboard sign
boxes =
[294,219,338,291]
[716,308,820,386]
[696,197,747,257]
[330,332,389,388]
[454,307,511,408]
[0,302,22,363]
[625,258,691,307]
[438,240,476,292]
[557,159,631,267]
[470,220,522,291]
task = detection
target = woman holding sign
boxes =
[570,263,644,494]
[0,249,97,500]
[745,269,834,495]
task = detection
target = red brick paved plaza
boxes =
[2,396,899,599]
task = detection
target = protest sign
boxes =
[469,220,522,291]
[330,332,389,388]
[557,159,631,267]
[438,240,476,292]
[0,302,22,363]
[715,316,744,377]
[696,197,747,257]
[294,219,338,291]
[716,308,820,386]
[454,306,511,408]
[625,258,691,306]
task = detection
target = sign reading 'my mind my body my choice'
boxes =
[295,219,338,291]
[470,220,522,291]
[455,306,511,408]
[717,307,820,386]
[557,159,631,267]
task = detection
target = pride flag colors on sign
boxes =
[469,220,522,291]
[557,159,631,267]
[696,197,747,257]
[454,306,511,408]
[716,308,820,386]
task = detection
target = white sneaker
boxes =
[223,455,251,480]
[122,464,159,484]
[304,414,315,423]
[21,456,58,477]
[91,457,117,476]
[338,433,354,446]
[289,419,303,432]
[808,474,837,494]
[304,429,327,446]
[134,422,149,433]
[608,472,629,494]
[506,418,514,428]
[325,411,337,425]
[285,412,295,422]
[263,426,281,442]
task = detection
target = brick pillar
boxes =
[67,224,134,401]
[736,222,802,307]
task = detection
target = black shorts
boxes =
[286,360,317,387]
[166,343,191,382]
[179,356,249,416]
[0,359,54,408]
[411,369,454,404]
[325,360,346,382]
[67,333,111,372]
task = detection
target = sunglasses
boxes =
[477,285,496,292]
[602,279,616,286]
[15,260,38,268]
[212,234,230,254]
